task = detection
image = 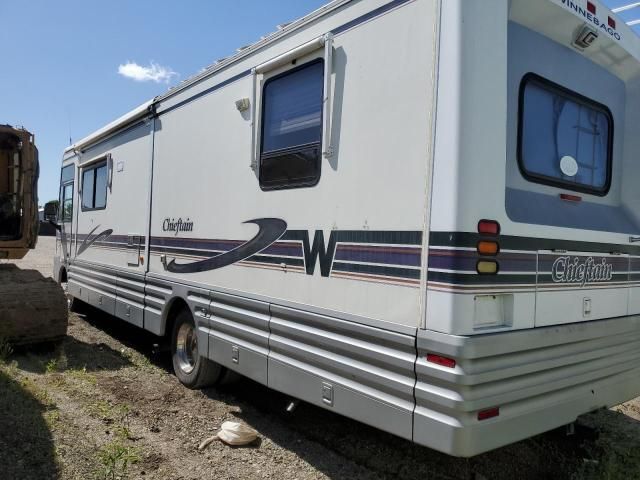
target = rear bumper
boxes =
[415,316,640,456]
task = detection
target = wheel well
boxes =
[163,297,190,339]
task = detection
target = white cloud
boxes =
[117,61,177,83]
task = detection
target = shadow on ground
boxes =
[14,334,133,374]
[0,367,59,480]
[208,380,602,480]
[76,305,640,480]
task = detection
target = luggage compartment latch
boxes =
[231,345,239,364]
[322,382,334,406]
[583,297,592,317]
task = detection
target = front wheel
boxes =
[171,309,224,389]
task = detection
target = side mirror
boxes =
[44,201,58,222]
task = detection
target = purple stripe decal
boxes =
[151,237,243,250]
[259,243,303,257]
[335,245,421,267]
[428,249,537,272]
[76,234,146,247]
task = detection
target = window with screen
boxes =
[260,59,324,190]
[81,161,108,210]
[518,74,613,195]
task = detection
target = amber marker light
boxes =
[477,240,499,256]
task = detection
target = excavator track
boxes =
[0,264,68,346]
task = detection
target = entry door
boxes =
[57,164,76,264]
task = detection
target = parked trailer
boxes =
[53,0,640,457]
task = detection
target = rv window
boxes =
[518,74,613,195]
[61,164,74,183]
[260,59,324,189]
[61,184,73,222]
[81,161,108,210]
[60,165,75,222]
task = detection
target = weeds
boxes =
[0,338,13,362]
[44,410,61,428]
[121,347,154,371]
[86,401,132,428]
[45,358,58,373]
[86,400,116,422]
[68,366,97,385]
[94,440,140,480]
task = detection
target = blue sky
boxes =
[0,0,326,204]
[0,0,638,204]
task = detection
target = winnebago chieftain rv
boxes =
[52,0,640,456]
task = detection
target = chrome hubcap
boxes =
[176,323,198,374]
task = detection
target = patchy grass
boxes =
[119,346,155,371]
[0,337,13,362]
[68,365,98,385]
[95,439,140,480]
[0,365,60,479]
[86,400,132,426]
[45,358,58,373]
[44,409,61,428]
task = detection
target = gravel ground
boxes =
[1,236,640,480]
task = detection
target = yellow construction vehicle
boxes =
[0,125,67,345]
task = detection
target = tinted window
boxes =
[82,168,95,209]
[260,60,323,190]
[59,165,75,222]
[61,165,74,183]
[81,161,108,210]
[519,74,612,195]
[94,165,108,209]
[62,184,73,222]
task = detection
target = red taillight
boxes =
[560,193,582,202]
[478,220,500,236]
[608,16,616,29]
[477,407,500,421]
[426,354,456,368]
[587,1,596,14]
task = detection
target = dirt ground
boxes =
[2,237,640,480]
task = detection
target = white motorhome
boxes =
[53,0,640,457]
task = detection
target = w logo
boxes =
[282,230,338,277]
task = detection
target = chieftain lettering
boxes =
[162,218,194,236]
[551,256,614,286]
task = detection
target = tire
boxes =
[171,308,224,389]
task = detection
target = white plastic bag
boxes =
[198,421,258,450]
